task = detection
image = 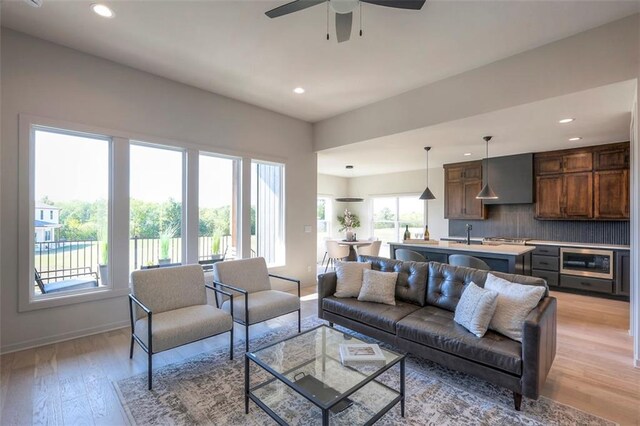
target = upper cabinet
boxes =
[444,161,487,220]
[534,142,629,221]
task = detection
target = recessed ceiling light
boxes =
[569,137,582,141]
[559,118,574,124]
[293,87,305,94]
[91,4,115,18]
[463,153,472,156]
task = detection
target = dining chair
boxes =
[356,240,382,257]
[325,240,350,272]
[395,249,427,262]
[448,254,491,271]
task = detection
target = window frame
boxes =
[19,116,128,312]
[197,151,242,262]
[251,159,286,268]
[18,114,286,312]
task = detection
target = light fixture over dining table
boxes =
[336,165,364,203]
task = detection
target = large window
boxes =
[199,154,239,261]
[32,127,111,297]
[251,161,285,266]
[372,196,424,257]
[129,144,184,270]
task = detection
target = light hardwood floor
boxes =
[1,289,639,425]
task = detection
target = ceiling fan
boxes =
[265,0,426,43]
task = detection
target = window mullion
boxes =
[111,137,129,290]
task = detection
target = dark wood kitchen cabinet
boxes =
[535,142,629,220]
[535,173,592,219]
[444,161,487,220]
[594,169,629,219]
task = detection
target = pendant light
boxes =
[476,136,498,200]
[419,147,436,200]
[336,165,364,203]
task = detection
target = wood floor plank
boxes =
[0,366,35,426]
[60,395,95,426]
[32,373,62,426]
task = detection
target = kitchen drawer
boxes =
[532,255,559,271]
[560,275,613,294]
[532,269,559,287]
[531,246,560,256]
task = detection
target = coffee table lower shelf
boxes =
[244,325,406,426]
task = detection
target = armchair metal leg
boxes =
[229,327,234,360]
[298,309,301,333]
[245,324,250,352]
[147,352,153,390]
[129,336,134,359]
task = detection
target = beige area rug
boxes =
[115,318,615,425]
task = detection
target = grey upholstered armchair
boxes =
[129,264,234,389]
[212,257,301,352]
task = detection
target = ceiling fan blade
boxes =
[265,0,326,18]
[360,0,426,10]
[335,12,353,43]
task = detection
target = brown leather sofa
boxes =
[317,255,557,411]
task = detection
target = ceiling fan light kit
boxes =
[265,0,426,43]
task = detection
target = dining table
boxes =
[331,239,373,261]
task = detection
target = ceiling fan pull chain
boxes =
[326,1,330,40]
[359,1,363,36]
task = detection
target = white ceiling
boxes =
[2,0,638,122]
[318,80,637,177]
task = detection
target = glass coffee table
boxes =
[244,325,405,425]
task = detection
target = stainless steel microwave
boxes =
[560,248,613,280]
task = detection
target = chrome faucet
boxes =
[465,224,473,245]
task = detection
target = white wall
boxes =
[0,29,317,353]
[314,14,640,151]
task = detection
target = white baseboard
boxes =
[0,320,129,355]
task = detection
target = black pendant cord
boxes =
[485,140,489,185]
[359,1,363,36]
[426,148,429,188]
[326,1,329,40]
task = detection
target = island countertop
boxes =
[390,240,536,256]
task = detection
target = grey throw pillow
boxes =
[357,269,398,306]
[454,282,499,338]
[334,261,371,298]
[485,273,546,342]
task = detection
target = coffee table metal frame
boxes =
[244,324,405,426]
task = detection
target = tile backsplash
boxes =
[449,204,630,245]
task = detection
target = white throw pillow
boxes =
[357,269,398,306]
[334,261,371,298]
[454,282,499,338]
[484,273,546,342]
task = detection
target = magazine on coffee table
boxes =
[339,343,386,367]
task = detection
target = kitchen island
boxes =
[389,241,535,275]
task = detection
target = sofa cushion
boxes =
[485,273,546,342]
[323,296,422,333]
[221,289,300,325]
[358,255,428,306]
[135,304,233,353]
[426,262,488,312]
[334,261,371,298]
[358,269,398,305]
[397,306,523,375]
[454,282,499,338]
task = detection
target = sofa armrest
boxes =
[317,273,337,320]
[521,296,557,399]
